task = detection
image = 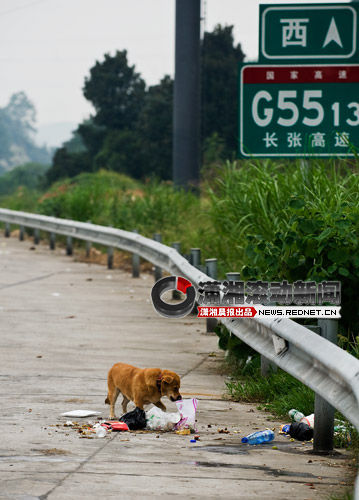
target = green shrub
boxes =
[207,160,359,339]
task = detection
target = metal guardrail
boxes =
[1,207,359,496]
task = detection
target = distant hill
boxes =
[36,122,77,149]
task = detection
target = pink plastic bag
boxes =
[175,398,198,430]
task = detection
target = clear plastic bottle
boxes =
[241,430,274,444]
[288,409,305,422]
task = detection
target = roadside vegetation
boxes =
[1,157,359,340]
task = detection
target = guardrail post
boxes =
[49,232,56,250]
[86,220,92,257]
[4,222,10,237]
[86,240,92,258]
[153,233,162,282]
[172,242,181,299]
[206,258,218,280]
[66,236,73,256]
[19,225,24,241]
[190,248,201,267]
[313,319,338,454]
[34,228,40,245]
[107,247,114,269]
[132,230,140,278]
[261,356,278,377]
[226,272,240,282]
[205,258,218,332]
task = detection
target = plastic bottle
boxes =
[241,430,274,444]
[288,409,305,422]
[300,413,314,429]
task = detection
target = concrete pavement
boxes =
[0,235,351,499]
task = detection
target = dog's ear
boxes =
[163,375,173,384]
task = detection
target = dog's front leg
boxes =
[154,400,166,412]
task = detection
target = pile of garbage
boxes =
[59,402,351,447]
[61,399,199,438]
[278,409,351,445]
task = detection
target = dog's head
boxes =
[161,370,182,402]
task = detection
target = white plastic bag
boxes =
[61,410,102,418]
[93,423,107,438]
[145,407,180,431]
[175,398,198,431]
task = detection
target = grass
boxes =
[223,351,315,419]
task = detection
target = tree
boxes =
[0,92,51,171]
[94,128,146,179]
[5,91,36,138]
[0,162,48,195]
[83,50,146,130]
[138,75,173,179]
[46,148,91,185]
[201,25,245,156]
[47,26,246,183]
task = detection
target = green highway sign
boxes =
[259,3,358,61]
[239,64,359,158]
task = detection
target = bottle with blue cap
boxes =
[241,429,274,445]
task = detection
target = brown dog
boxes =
[105,362,182,419]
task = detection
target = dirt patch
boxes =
[63,398,89,404]
[75,247,153,273]
[37,448,69,455]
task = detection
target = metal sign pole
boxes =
[173,0,201,190]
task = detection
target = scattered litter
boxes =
[51,293,60,297]
[120,407,146,430]
[279,424,291,434]
[101,421,129,432]
[334,420,352,445]
[194,435,200,441]
[94,424,107,438]
[241,430,274,445]
[146,407,180,431]
[65,315,76,319]
[289,422,313,441]
[64,421,73,427]
[61,410,102,418]
[190,439,196,443]
[288,409,305,422]
[175,399,198,431]
[36,355,42,358]
[217,428,230,434]
[301,413,314,429]
[176,429,190,435]
[272,445,278,450]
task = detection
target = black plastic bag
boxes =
[289,422,313,441]
[120,407,146,430]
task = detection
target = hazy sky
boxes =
[0,0,349,128]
